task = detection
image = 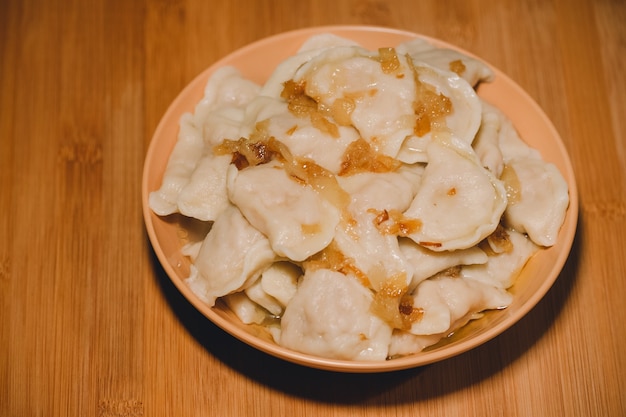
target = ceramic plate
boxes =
[142,26,578,372]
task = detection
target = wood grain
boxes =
[1,0,625,416]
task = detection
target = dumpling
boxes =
[201,105,248,147]
[295,46,417,158]
[473,101,504,177]
[185,205,275,306]
[396,37,495,87]
[149,67,260,217]
[176,153,232,221]
[501,158,569,247]
[408,275,512,336]
[244,277,283,316]
[332,209,412,292]
[260,35,360,99]
[260,261,301,308]
[257,97,360,174]
[222,292,268,325]
[337,171,418,213]
[192,66,262,125]
[149,113,205,216]
[403,135,508,251]
[462,229,539,289]
[227,161,340,261]
[396,63,482,164]
[388,330,444,357]
[279,268,393,361]
[484,100,540,162]
[332,171,420,291]
[398,238,488,290]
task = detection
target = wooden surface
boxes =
[1,0,625,416]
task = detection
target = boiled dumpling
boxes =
[295,46,417,158]
[396,37,495,87]
[227,161,340,261]
[186,205,275,306]
[398,238,488,290]
[176,153,232,221]
[148,113,205,216]
[279,268,393,361]
[245,277,283,316]
[222,292,268,325]
[333,171,420,291]
[462,229,539,289]
[260,35,360,99]
[396,63,482,164]
[257,97,360,174]
[333,209,412,292]
[408,275,512,336]
[484,101,540,162]
[192,66,261,124]
[260,261,301,308]
[337,171,418,213]
[404,135,508,251]
[149,67,260,217]
[388,330,444,357]
[473,101,504,177]
[501,158,569,247]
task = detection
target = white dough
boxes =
[149,113,205,216]
[296,46,417,158]
[280,269,392,361]
[404,135,508,251]
[399,238,488,290]
[462,229,539,289]
[227,161,340,261]
[397,37,495,87]
[261,262,301,307]
[222,292,267,325]
[408,276,512,336]
[259,98,360,174]
[177,153,232,221]
[502,158,569,247]
[186,205,275,306]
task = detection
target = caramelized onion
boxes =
[368,208,422,236]
[449,59,466,76]
[339,138,401,176]
[371,274,423,330]
[407,57,453,137]
[281,79,340,138]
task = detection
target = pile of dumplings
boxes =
[149,34,569,361]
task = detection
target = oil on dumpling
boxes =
[255,97,360,174]
[293,46,417,158]
[396,63,483,164]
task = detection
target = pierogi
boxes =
[149,33,569,361]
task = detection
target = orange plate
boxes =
[142,25,578,373]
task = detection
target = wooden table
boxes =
[2,0,624,415]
